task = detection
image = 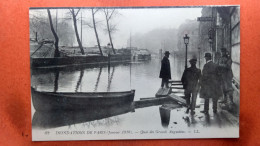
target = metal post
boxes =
[185,44,188,69]
[183,34,189,69]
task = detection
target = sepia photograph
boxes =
[30,6,240,141]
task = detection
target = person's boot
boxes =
[185,104,190,114]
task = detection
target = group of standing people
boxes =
[159,48,234,115]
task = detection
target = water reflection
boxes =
[31,56,187,129]
[75,69,84,92]
[31,56,184,93]
[32,103,134,129]
[107,66,115,91]
[159,106,171,128]
[54,70,59,92]
[180,111,236,128]
[94,67,102,92]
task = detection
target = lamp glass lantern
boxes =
[183,34,189,69]
[183,34,190,45]
[208,37,213,44]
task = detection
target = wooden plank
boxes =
[167,93,186,105]
[162,88,169,95]
[171,83,183,86]
[171,91,184,93]
[171,87,184,89]
[155,88,171,97]
[169,80,182,83]
[140,97,156,100]
[134,97,172,109]
[160,104,181,110]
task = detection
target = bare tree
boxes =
[30,12,75,46]
[103,8,118,54]
[91,8,103,56]
[30,12,49,41]
[47,9,60,57]
[69,8,85,55]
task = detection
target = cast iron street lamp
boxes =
[208,28,214,52]
[183,34,190,69]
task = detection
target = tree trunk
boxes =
[105,13,116,54]
[47,9,60,57]
[92,9,103,56]
[71,9,85,55]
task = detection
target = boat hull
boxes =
[31,88,135,111]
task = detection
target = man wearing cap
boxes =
[218,48,234,105]
[159,51,171,88]
[200,53,222,114]
[181,57,201,115]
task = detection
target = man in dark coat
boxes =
[200,53,222,114]
[159,51,171,88]
[218,48,234,105]
[181,57,201,115]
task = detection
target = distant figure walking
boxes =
[181,57,201,115]
[218,48,234,105]
[200,53,222,114]
[159,51,171,88]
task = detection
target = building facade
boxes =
[198,6,240,104]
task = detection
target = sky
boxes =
[30,7,202,48]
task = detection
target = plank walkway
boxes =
[134,97,173,109]
[155,80,186,105]
[167,93,186,105]
[155,87,171,97]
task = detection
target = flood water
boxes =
[31,56,185,101]
[31,56,238,140]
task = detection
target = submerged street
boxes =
[31,56,239,138]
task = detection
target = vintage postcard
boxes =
[30,6,240,141]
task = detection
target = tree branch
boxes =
[75,9,81,17]
[94,9,99,14]
[83,22,93,28]
[95,20,103,24]
[107,9,115,21]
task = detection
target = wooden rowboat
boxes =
[31,87,135,111]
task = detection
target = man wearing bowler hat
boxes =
[200,53,222,114]
[181,56,201,115]
[159,51,171,88]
